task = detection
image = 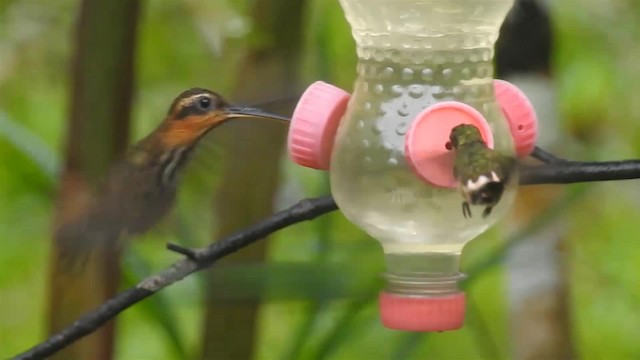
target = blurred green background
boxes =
[1,0,639,359]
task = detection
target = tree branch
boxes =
[12,147,640,360]
[13,197,337,360]
[520,160,640,184]
[520,148,640,184]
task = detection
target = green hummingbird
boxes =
[449,124,516,219]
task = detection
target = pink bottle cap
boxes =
[379,292,466,332]
[405,102,494,188]
[494,80,538,157]
[287,81,351,170]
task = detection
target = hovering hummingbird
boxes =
[449,124,516,219]
[55,88,290,268]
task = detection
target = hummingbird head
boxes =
[157,87,290,149]
[449,124,485,149]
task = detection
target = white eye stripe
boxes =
[175,94,214,113]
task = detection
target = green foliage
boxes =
[1,1,640,359]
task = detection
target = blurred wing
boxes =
[496,152,518,183]
[55,204,123,271]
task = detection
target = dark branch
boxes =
[12,196,337,360]
[12,146,640,360]
[520,146,640,184]
[519,159,640,184]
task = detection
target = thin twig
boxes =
[166,242,199,260]
[530,146,568,164]
[12,147,640,360]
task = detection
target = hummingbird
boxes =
[55,88,290,267]
[449,124,516,219]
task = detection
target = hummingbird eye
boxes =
[197,96,213,111]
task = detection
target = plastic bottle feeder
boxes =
[287,0,537,332]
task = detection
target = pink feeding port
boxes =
[379,292,466,332]
[494,80,539,157]
[287,81,351,170]
[405,102,494,188]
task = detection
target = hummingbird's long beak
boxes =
[225,106,290,122]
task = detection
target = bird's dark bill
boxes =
[226,106,290,122]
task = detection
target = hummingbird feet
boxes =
[462,202,493,219]
[462,202,472,218]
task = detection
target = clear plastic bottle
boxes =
[330,0,516,329]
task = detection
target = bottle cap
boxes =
[287,81,350,170]
[493,80,538,157]
[405,102,494,188]
[379,292,465,332]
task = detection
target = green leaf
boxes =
[0,110,59,181]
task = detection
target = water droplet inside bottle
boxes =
[402,68,414,80]
[373,84,384,94]
[443,68,453,80]
[388,158,399,165]
[421,68,433,81]
[395,122,408,135]
[382,66,394,78]
[391,85,403,97]
[373,120,384,134]
[362,139,370,148]
[397,103,410,117]
[432,86,447,99]
[408,85,423,98]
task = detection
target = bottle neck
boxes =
[384,250,462,273]
[383,251,464,296]
[384,271,465,296]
